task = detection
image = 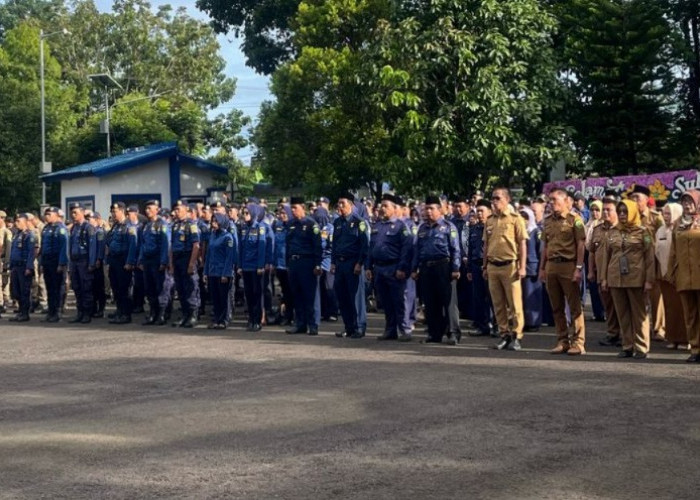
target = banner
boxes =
[543,169,699,202]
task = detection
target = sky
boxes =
[95,0,272,164]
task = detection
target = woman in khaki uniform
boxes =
[666,190,700,362]
[600,199,655,359]
[655,203,687,350]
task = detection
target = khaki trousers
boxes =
[601,288,620,336]
[610,287,649,353]
[679,290,700,355]
[546,262,585,348]
[487,262,524,338]
[648,280,665,337]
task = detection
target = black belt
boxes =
[336,256,357,262]
[173,251,189,257]
[549,257,574,263]
[290,254,313,260]
[70,255,87,261]
[374,259,398,266]
[422,257,450,267]
[489,260,514,267]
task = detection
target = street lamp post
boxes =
[88,73,123,158]
[39,28,70,206]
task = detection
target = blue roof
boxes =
[41,142,227,182]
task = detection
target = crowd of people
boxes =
[2,183,700,362]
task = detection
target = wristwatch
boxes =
[576,264,583,270]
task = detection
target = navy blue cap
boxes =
[68,202,83,210]
[44,206,60,214]
[144,199,159,207]
[126,205,139,213]
[111,202,126,211]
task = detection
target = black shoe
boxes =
[335,331,349,338]
[599,336,620,347]
[132,307,145,314]
[377,333,398,341]
[107,312,117,320]
[110,315,131,325]
[142,316,156,326]
[523,326,539,333]
[686,354,700,363]
[308,328,318,336]
[43,314,60,323]
[286,326,307,334]
[446,333,459,346]
[68,314,84,324]
[421,337,442,344]
[182,315,197,328]
[156,314,166,326]
[508,338,522,351]
[172,317,186,327]
[92,310,104,318]
[633,352,647,360]
[493,335,512,350]
[398,333,412,342]
[327,316,338,322]
[617,350,633,358]
[350,331,365,339]
[251,323,262,332]
[9,314,29,322]
[468,330,489,337]
[80,315,92,324]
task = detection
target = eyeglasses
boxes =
[491,196,501,201]
[241,211,250,215]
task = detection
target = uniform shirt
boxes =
[524,226,542,276]
[95,226,106,263]
[468,223,485,272]
[238,220,266,271]
[483,206,527,262]
[10,229,36,271]
[412,218,460,272]
[262,220,274,266]
[204,229,236,277]
[106,221,138,266]
[589,222,613,280]
[0,225,12,265]
[331,213,369,266]
[600,225,655,288]
[668,218,700,291]
[452,215,469,266]
[40,222,68,266]
[139,217,170,266]
[366,217,412,274]
[272,220,289,270]
[319,223,333,271]
[286,216,323,268]
[542,211,586,261]
[69,221,97,266]
[640,208,664,243]
[171,218,200,254]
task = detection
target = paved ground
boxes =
[1,308,699,499]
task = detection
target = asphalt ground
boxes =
[1,304,699,499]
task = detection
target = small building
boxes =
[41,142,228,216]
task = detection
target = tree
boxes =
[0,0,65,40]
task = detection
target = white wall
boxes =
[61,177,100,213]
[180,165,218,197]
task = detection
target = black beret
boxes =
[211,200,225,209]
[145,199,159,207]
[632,184,651,197]
[317,196,329,204]
[290,196,305,205]
[394,195,406,207]
[476,199,492,209]
[338,192,355,202]
[425,195,441,205]
[227,202,240,210]
[68,202,83,210]
[172,200,186,209]
[453,195,469,204]
[15,212,29,220]
[381,193,400,205]
[126,205,139,213]
[111,202,126,211]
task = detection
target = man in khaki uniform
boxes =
[0,210,12,315]
[483,188,527,351]
[630,185,665,340]
[539,188,587,355]
[27,213,47,313]
[588,196,621,346]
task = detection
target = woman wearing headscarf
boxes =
[519,206,542,330]
[237,203,267,331]
[584,200,605,322]
[655,202,687,349]
[204,213,237,329]
[600,199,656,359]
[666,190,700,362]
[272,204,294,325]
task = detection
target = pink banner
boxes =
[543,170,700,202]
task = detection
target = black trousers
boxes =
[11,265,32,316]
[93,263,106,313]
[275,269,294,322]
[43,258,65,317]
[242,270,263,324]
[209,276,231,325]
[420,261,452,340]
[109,256,133,317]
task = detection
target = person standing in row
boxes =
[412,195,460,344]
[8,214,36,322]
[520,205,543,332]
[238,203,266,332]
[589,196,621,346]
[366,194,413,342]
[467,200,494,336]
[655,202,687,350]
[540,188,587,355]
[483,188,527,350]
[285,197,323,335]
[67,203,96,323]
[332,193,369,339]
[272,204,294,325]
[600,200,655,359]
[313,206,338,322]
[40,206,68,323]
[105,202,138,325]
[204,213,237,329]
[90,211,107,319]
[667,190,700,362]
[170,200,200,328]
[139,200,170,326]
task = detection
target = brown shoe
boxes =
[567,345,586,356]
[550,344,569,354]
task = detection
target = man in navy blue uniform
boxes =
[411,195,461,344]
[106,202,139,324]
[126,205,145,313]
[197,203,211,317]
[40,206,68,323]
[170,200,200,327]
[366,194,413,341]
[332,193,370,339]
[88,211,107,318]
[8,214,36,322]
[285,197,323,335]
[68,202,97,323]
[451,196,472,320]
[467,200,495,336]
[139,200,170,325]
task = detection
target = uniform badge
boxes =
[313,226,320,235]
[359,221,366,232]
[227,239,233,247]
[574,219,584,228]
[321,230,328,238]
[259,227,265,236]
[128,227,136,236]
[59,228,66,235]
[180,235,186,242]
[97,232,104,240]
